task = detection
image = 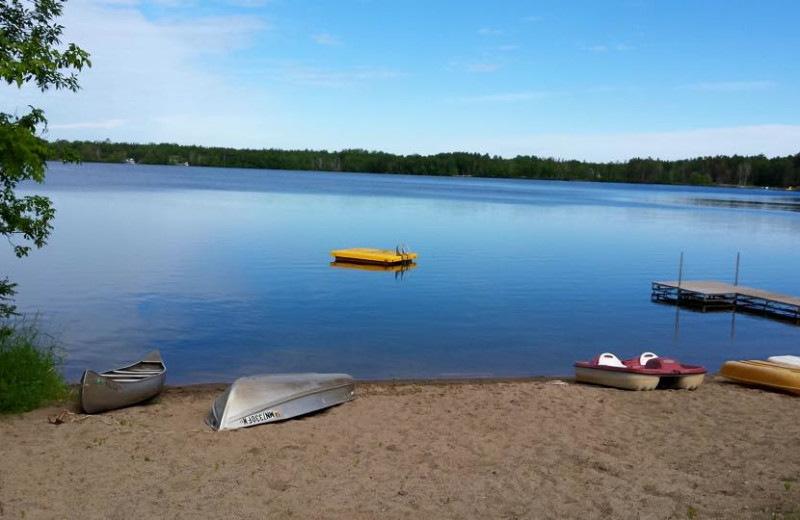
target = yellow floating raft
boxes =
[719,360,800,395]
[330,248,418,265]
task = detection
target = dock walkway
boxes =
[651,280,800,323]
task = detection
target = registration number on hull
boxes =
[240,409,282,427]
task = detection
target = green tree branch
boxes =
[1,0,90,318]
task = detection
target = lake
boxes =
[5,162,800,384]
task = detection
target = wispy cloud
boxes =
[451,91,553,103]
[94,0,140,5]
[227,0,274,6]
[465,62,502,73]
[311,33,342,46]
[684,81,775,92]
[19,0,292,148]
[155,16,269,53]
[522,15,543,22]
[584,84,638,94]
[588,44,634,52]
[477,27,503,36]
[499,44,520,51]
[48,119,126,130]
[271,64,404,88]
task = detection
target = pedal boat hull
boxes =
[575,353,706,391]
[574,366,661,391]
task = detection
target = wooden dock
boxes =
[651,280,800,324]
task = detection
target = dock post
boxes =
[731,252,740,338]
[673,251,684,341]
[732,251,741,314]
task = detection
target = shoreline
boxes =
[163,374,571,390]
[3,376,799,519]
[46,145,800,190]
[47,158,800,191]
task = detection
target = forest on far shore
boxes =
[47,139,800,188]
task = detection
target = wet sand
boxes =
[1,377,799,519]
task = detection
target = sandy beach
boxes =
[1,377,798,519]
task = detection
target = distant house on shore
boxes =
[168,156,189,167]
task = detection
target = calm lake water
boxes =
[5,162,800,384]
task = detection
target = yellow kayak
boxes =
[330,247,418,265]
[719,360,800,395]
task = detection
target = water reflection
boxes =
[686,197,800,212]
[330,261,418,273]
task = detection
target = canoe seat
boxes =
[103,373,154,380]
[107,370,163,375]
[597,353,625,368]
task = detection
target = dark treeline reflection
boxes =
[687,197,800,212]
[48,140,800,188]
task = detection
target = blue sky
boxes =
[4,0,800,161]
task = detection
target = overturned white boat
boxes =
[206,373,355,431]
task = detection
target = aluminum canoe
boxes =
[206,373,355,431]
[80,350,166,414]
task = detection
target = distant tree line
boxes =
[46,139,800,188]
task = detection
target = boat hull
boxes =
[80,350,166,414]
[720,360,800,395]
[767,355,800,368]
[330,248,417,265]
[575,366,660,390]
[574,354,706,391]
[656,373,706,390]
[207,373,355,431]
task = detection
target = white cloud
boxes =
[265,63,404,88]
[0,0,289,147]
[499,44,520,51]
[684,81,775,92]
[522,16,543,22]
[584,84,638,93]
[311,33,342,46]
[452,125,800,162]
[451,91,553,103]
[588,44,633,52]
[477,27,503,36]
[465,62,502,73]
[154,15,270,53]
[48,119,126,130]
[227,0,273,6]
